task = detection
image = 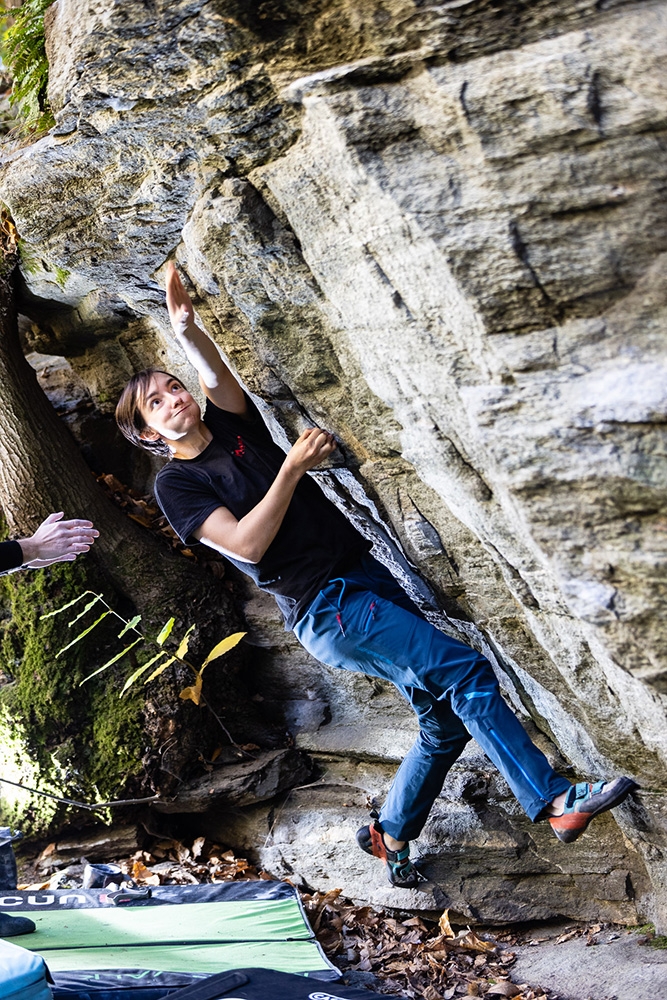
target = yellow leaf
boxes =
[144,655,176,684]
[175,624,196,660]
[179,675,203,705]
[438,909,455,939]
[200,631,246,673]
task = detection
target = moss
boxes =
[0,557,144,833]
[630,924,667,949]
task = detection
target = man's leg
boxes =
[352,687,470,885]
[296,555,637,880]
[378,687,471,843]
[296,558,571,821]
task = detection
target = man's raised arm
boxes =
[164,262,247,416]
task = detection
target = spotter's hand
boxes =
[20,512,99,567]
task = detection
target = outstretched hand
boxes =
[20,512,99,568]
[284,427,337,477]
[165,261,194,337]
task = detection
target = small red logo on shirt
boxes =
[233,435,245,457]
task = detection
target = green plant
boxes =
[630,924,667,949]
[53,263,69,288]
[41,590,246,723]
[1,0,55,135]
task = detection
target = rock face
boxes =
[1,0,666,927]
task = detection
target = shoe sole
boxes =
[356,825,374,857]
[550,777,639,843]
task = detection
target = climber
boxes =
[0,512,98,938]
[115,263,638,890]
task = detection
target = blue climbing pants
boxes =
[294,554,571,842]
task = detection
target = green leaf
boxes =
[39,591,94,620]
[174,624,196,660]
[68,595,101,628]
[120,650,167,695]
[118,614,142,639]
[200,631,246,673]
[156,617,175,646]
[144,655,177,685]
[79,638,143,686]
[55,611,111,658]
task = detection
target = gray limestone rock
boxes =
[1,0,666,927]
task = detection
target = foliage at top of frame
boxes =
[1,1,55,137]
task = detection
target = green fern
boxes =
[1,1,55,136]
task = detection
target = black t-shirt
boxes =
[154,397,369,629]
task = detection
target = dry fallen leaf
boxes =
[132,860,161,885]
[455,930,497,954]
[423,987,443,999]
[191,836,206,859]
[439,909,456,939]
[556,928,579,944]
[487,982,522,997]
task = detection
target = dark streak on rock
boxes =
[509,220,553,307]
[488,541,541,611]
[459,81,471,123]
[443,546,460,576]
[432,422,493,502]
[362,244,414,319]
[549,197,623,219]
[587,69,603,130]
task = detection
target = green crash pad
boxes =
[0,881,338,978]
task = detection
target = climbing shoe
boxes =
[0,911,36,937]
[356,821,424,888]
[549,777,639,844]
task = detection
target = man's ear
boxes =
[139,427,160,442]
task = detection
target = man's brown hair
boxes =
[115,367,174,456]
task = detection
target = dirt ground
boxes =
[509,923,667,1000]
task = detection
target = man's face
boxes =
[139,372,201,445]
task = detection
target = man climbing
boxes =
[116,263,638,890]
[1,512,98,938]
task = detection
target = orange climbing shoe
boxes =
[549,777,639,843]
[356,821,425,888]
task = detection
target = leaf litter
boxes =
[23,837,558,1000]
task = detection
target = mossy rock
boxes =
[0,557,144,836]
